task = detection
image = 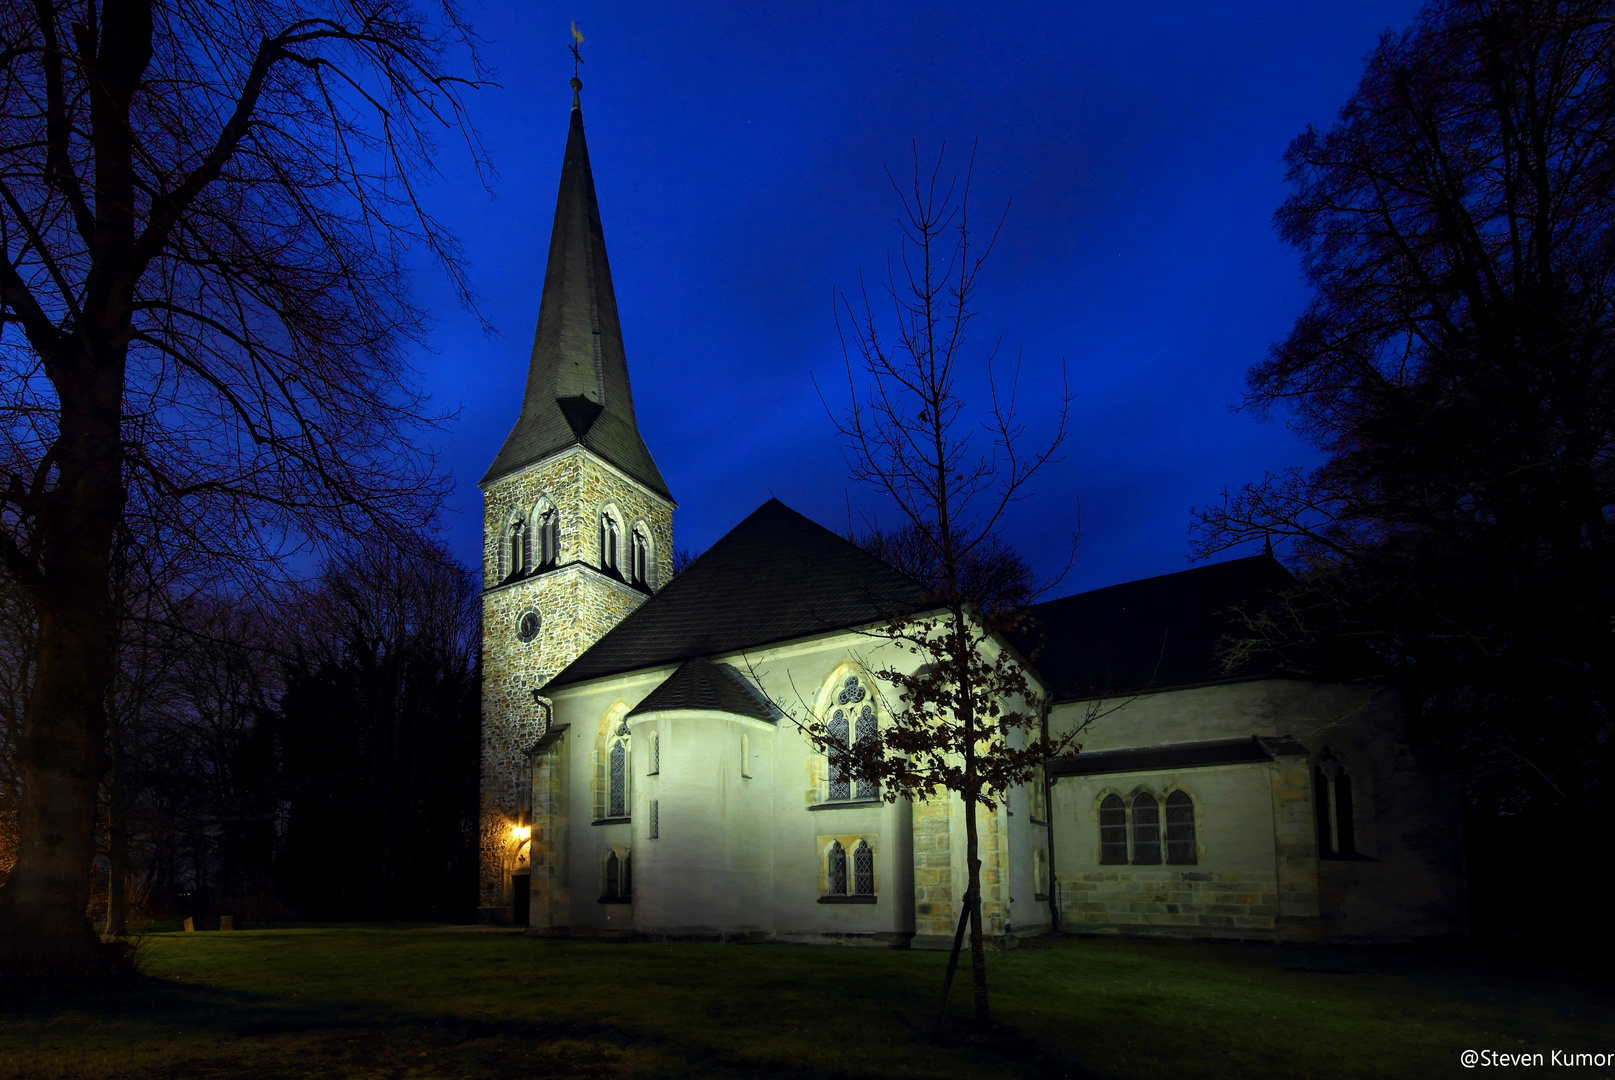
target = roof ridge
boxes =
[1032,553,1290,611]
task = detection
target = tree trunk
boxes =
[963,786,990,1024]
[0,408,125,974]
[106,709,129,937]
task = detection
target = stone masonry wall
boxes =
[912,796,953,940]
[1267,750,1323,941]
[1058,869,1281,936]
[911,795,1012,946]
[479,448,674,914]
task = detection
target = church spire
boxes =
[481,77,671,499]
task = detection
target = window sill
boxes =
[807,799,883,812]
[817,894,877,904]
[591,816,631,826]
[597,896,632,905]
[1029,817,1048,826]
[1034,893,1049,902]
[1319,851,1378,862]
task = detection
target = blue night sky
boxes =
[413,1,1423,597]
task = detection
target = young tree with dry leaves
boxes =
[0,0,484,978]
[812,146,1081,1033]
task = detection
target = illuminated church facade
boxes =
[477,80,1469,945]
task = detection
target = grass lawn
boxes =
[1,927,1610,1079]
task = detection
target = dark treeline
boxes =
[0,544,481,929]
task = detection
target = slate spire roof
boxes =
[481,78,671,498]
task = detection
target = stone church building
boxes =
[477,80,1469,945]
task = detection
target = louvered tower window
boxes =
[537,509,559,569]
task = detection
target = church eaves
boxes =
[480,78,672,499]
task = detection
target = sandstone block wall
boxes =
[1059,869,1280,935]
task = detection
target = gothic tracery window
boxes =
[607,721,630,818]
[825,674,876,802]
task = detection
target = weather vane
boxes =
[570,21,585,75]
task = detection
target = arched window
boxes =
[827,840,847,895]
[602,848,631,902]
[852,840,875,895]
[631,526,651,587]
[648,732,659,775]
[537,508,559,569]
[508,518,527,579]
[1165,790,1197,865]
[1033,847,1049,900]
[599,512,619,574]
[1099,795,1128,865]
[826,712,850,800]
[1314,748,1357,855]
[608,721,629,818]
[824,674,876,801]
[1131,792,1161,865]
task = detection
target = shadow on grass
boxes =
[1,962,1069,1080]
[6,931,1612,1080]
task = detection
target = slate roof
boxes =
[1046,735,1276,778]
[1012,555,1295,702]
[481,82,671,499]
[543,499,932,691]
[627,659,776,722]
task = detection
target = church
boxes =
[476,78,1470,946]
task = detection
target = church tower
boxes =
[479,76,673,920]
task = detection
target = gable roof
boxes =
[1012,555,1294,702]
[481,82,670,499]
[543,499,931,691]
[627,659,776,722]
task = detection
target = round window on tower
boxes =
[517,609,541,642]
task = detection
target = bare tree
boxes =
[813,145,1078,1033]
[850,522,1036,615]
[0,0,484,977]
[1192,0,1615,833]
